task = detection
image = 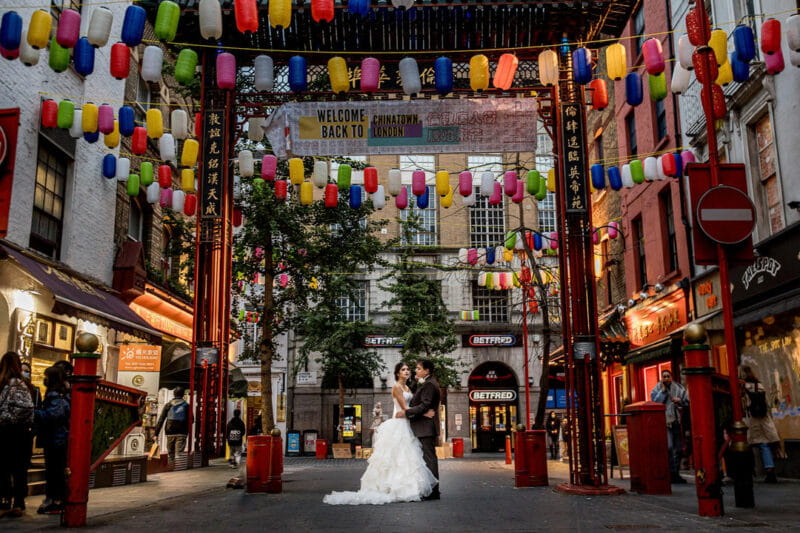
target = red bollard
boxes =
[505,435,512,464]
[315,438,328,459]
[246,435,271,493]
[452,438,464,458]
[266,430,283,493]
[63,333,101,528]
[525,430,549,486]
[514,431,530,487]
[682,325,723,516]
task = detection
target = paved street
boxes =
[5,455,799,531]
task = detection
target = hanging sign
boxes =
[264,98,538,158]
[560,103,588,213]
[200,111,224,218]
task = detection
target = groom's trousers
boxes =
[419,436,440,495]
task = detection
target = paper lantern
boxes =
[325,183,338,207]
[606,42,627,80]
[180,168,194,191]
[591,228,599,245]
[608,221,619,239]
[312,0,335,23]
[441,186,454,207]
[480,172,494,196]
[504,231,516,250]
[1,43,18,61]
[254,55,274,91]
[671,62,691,95]
[761,19,781,55]
[255,156,273,182]
[141,162,154,186]
[511,180,524,203]
[364,167,378,193]
[503,171,517,196]
[27,10,51,49]
[549,232,558,250]
[299,181,313,205]
[199,0,223,39]
[661,153,677,177]
[84,130,99,143]
[791,50,800,68]
[56,9,80,48]
[589,78,608,110]
[160,188,173,209]
[680,150,696,172]
[572,47,592,84]
[458,248,468,263]
[360,57,380,93]
[102,155,116,179]
[708,29,728,66]
[48,37,70,73]
[765,50,785,75]
[466,248,477,265]
[463,192,476,207]
[731,51,750,82]
[590,164,605,190]
[526,170,540,195]
[116,158,131,181]
[269,0,292,28]
[409,170,425,196]
[392,0,414,8]
[399,57,421,96]
[175,49,198,84]
[87,7,112,48]
[538,50,558,86]
[337,164,351,190]
[349,185,362,208]
[625,72,643,106]
[127,174,140,197]
[607,169,622,191]
[172,189,186,212]
[435,171,449,196]
[114,106,134,137]
[715,60,733,86]
[182,139,199,167]
[110,42,130,79]
[146,109,164,138]
[434,57,453,95]
[284,157,302,184]
[677,34,694,70]
[642,38,665,75]
[416,186,430,208]
[246,117,263,141]
[82,103,98,133]
[785,15,800,53]
[328,56,349,94]
[184,194,197,216]
[692,48,718,85]
[489,182,502,205]
[97,104,114,134]
[234,0,258,34]
[532,233,543,251]
[68,110,83,138]
[18,31,39,66]
[131,127,147,154]
[349,0,369,17]
[686,6,711,47]
[157,165,172,188]
[621,164,634,188]
[57,100,74,129]
[121,5,146,47]
[672,153,683,177]
[308,160,327,188]
[388,169,402,196]
[275,181,287,200]
[1,12,22,54]
[373,185,386,209]
[146,182,160,204]
[494,53,518,90]
[171,109,188,139]
[459,172,473,196]
[485,247,496,264]
[288,56,307,92]
[546,169,556,193]
[648,73,667,101]
[701,84,727,119]
[629,159,645,184]
[485,272,494,290]
[139,46,163,83]
[643,157,658,181]
[469,54,489,91]
[730,25,755,62]
[217,53,236,89]
[160,134,176,162]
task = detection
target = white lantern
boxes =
[254,55,274,91]
[655,159,667,181]
[480,172,494,196]
[643,157,658,181]
[69,110,83,138]
[372,185,386,209]
[477,272,487,287]
[538,50,559,86]
[171,109,188,139]
[787,14,800,52]
[463,192,476,207]
[790,50,800,68]
[141,46,163,83]
[87,6,113,48]
[146,182,160,204]
[495,246,506,265]
[247,117,264,141]
[172,189,186,212]
[678,34,694,70]
[621,164,634,188]
[387,169,402,196]
[233,175,242,200]
[458,248,468,263]
[477,248,486,265]
[671,62,691,95]
[199,0,223,40]
[313,160,329,188]
[19,31,40,66]
[116,158,130,181]
[515,233,525,250]
[399,57,422,96]
[238,150,254,177]
[392,0,414,8]
[159,133,176,162]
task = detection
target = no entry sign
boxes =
[696,185,756,244]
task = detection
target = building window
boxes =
[661,190,678,274]
[655,99,668,141]
[537,191,557,233]
[336,281,367,322]
[626,112,637,157]
[467,154,504,248]
[399,155,437,246]
[472,281,508,323]
[594,133,604,164]
[135,76,152,125]
[751,114,784,234]
[632,216,647,289]
[128,198,144,241]
[30,140,68,259]
[633,6,645,57]
[602,239,613,307]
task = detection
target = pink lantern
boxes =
[765,50,785,75]
[56,9,81,48]
[642,38,665,75]
[592,228,599,245]
[411,170,426,196]
[396,187,408,209]
[459,171,472,196]
[489,182,502,205]
[549,232,558,249]
[98,104,114,134]
[279,273,289,287]
[159,187,173,208]
[503,171,517,196]
[467,248,478,265]
[261,154,277,181]
[361,57,380,92]
[680,149,696,172]
[608,221,619,239]
[216,52,236,89]
[512,179,524,203]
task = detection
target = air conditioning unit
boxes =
[122,433,146,456]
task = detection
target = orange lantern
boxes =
[235,0,259,34]
[312,0,334,23]
[589,78,608,110]
[493,53,518,90]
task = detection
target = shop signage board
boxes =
[696,185,756,244]
[296,371,317,385]
[560,103,588,213]
[364,335,403,347]
[200,110,224,219]
[118,344,162,372]
[469,390,518,402]
[463,334,522,347]
[624,289,688,348]
[731,225,800,304]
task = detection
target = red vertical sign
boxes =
[0,108,20,238]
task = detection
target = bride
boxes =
[323,362,438,505]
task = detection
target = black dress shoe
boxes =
[422,493,440,501]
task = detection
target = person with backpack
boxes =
[0,352,35,518]
[741,366,780,483]
[155,387,189,466]
[226,409,246,468]
[35,365,70,515]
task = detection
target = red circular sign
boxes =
[696,185,756,244]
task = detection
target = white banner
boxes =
[263,98,538,158]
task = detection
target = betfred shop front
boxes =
[467,359,520,452]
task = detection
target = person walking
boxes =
[559,416,570,462]
[741,366,780,483]
[154,387,190,466]
[650,369,689,484]
[546,412,560,460]
[35,366,70,515]
[226,409,246,468]
[0,352,35,518]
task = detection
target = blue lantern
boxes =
[672,153,683,177]
[416,186,429,208]
[73,37,95,76]
[590,164,605,189]
[607,166,622,191]
[84,130,100,143]
[121,5,146,47]
[732,24,755,62]
[118,105,135,136]
[0,11,23,53]
[625,72,643,106]
[533,232,543,251]
[102,154,117,179]
[348,0,370,17]
[434,57,453,95]
[349,185,362,208]
[288,55,307,93]
[572,47,592,85]
[486,247,495,264]
[731,51,750,82]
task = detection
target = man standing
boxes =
[650,369,689,483]
[396,359,440,500]
[155,387,189,466]
[546,412,560,460]
[226,409,246,468]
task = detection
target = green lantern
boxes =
[535,174,548,200]
[174,48,198,85]
[648,72,667,101]
[526,170,540,195]
[252,177,265,191]
[140,162,154,186]
[486,272,494,290]
[504,230,516,250]
[337,164,351,190]
[57,100,75,129]
[48,36,70,73]
[127,174,140,196]
[154,1,181,41]
[629,159,645,184]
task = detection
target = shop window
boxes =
[471,281,508,323]
[468,155,504,248]
[30,138,69,259]
[336,281,367,322]
[660,190,678,274]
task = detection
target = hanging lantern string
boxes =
[37,91,200,109]
[588,145,694,167]
[2,0,138,7]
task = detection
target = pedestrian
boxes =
[741,366,780,483]
[226,409,246,468]
[546,412,560,460]
[650,369,689,484]
[35,365,70,515]
[559,416,570,462]
[20,361,42,408]
[154,387,190,467]
[0,352,35,518]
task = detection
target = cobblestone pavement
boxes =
[5,455,799,531]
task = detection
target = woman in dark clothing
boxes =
[0,352,35,518]
[35,366,70,515]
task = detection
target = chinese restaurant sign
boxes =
[118,344,162,372]
[200,111,224,218]
[623,290,688,348]
[264,99,538,158]
[560,103,587,213]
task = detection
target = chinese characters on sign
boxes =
[201,111,224,219]
[118,345,162,372]
[560,103,587,213]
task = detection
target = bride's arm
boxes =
[392,383,409,411]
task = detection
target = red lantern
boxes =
[589,78,608,110]
[110,42,130,79]
[184,193,197,216]
[692,47,718,84]
[233,207,243,227]
[324,183,338,207]
[194,112,202,138]
[132,127,147,154]
[701,84,726,120]
[686,6,711,47]
[529,300,539,314]
[761,18,781,55]
[275,179,288,200]
[158,164,172,188]
[364,166,378,193]
[660,153,677,177]
[41,99,58,128]
[312,0,334,23]
[234,0,259,34]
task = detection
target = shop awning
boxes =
[0,242,161,343]
[624,337,677,366]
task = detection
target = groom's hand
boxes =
[395,411,406,418]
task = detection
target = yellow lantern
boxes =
[289,157,304,184]
[300,181,313,205]
[269,0,292,29]
[104,120,120,148]
[27,10,52,49]
[469,54,489,91]
[181,168,195,192]
[546,168,556,192]
[708,29,728,66]
[82,102,98,133]
[441,186,454,208]
[146,108,164,138]
[435,170,449,196]
[503,248,514,262]
[715,60,733,86]
[606,42,627,80]
[328,57,349,94]
[181,139,199,167]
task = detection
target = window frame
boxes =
[660,189,678,274]
[632,216,647,289]
[336,281,368,322]
[633,6,646,57]
[467,154,505,248]
[471,281,509,323]
[30,138,69,259]
[626,111,637,157]
[654,99,668,142]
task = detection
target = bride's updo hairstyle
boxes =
[394,361,408,380]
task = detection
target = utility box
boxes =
[624,401,671,495]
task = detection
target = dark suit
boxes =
[405,377,440,497]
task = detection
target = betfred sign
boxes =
[469,390,518,402]
[463,334,521,347]
[696,185,756,244]
[364,335,403,347]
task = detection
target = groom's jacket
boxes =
[406,377,440,438]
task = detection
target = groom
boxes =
[396,358,440,500]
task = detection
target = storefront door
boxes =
[468,361,519,452]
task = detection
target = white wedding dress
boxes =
[323,391,437,505]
